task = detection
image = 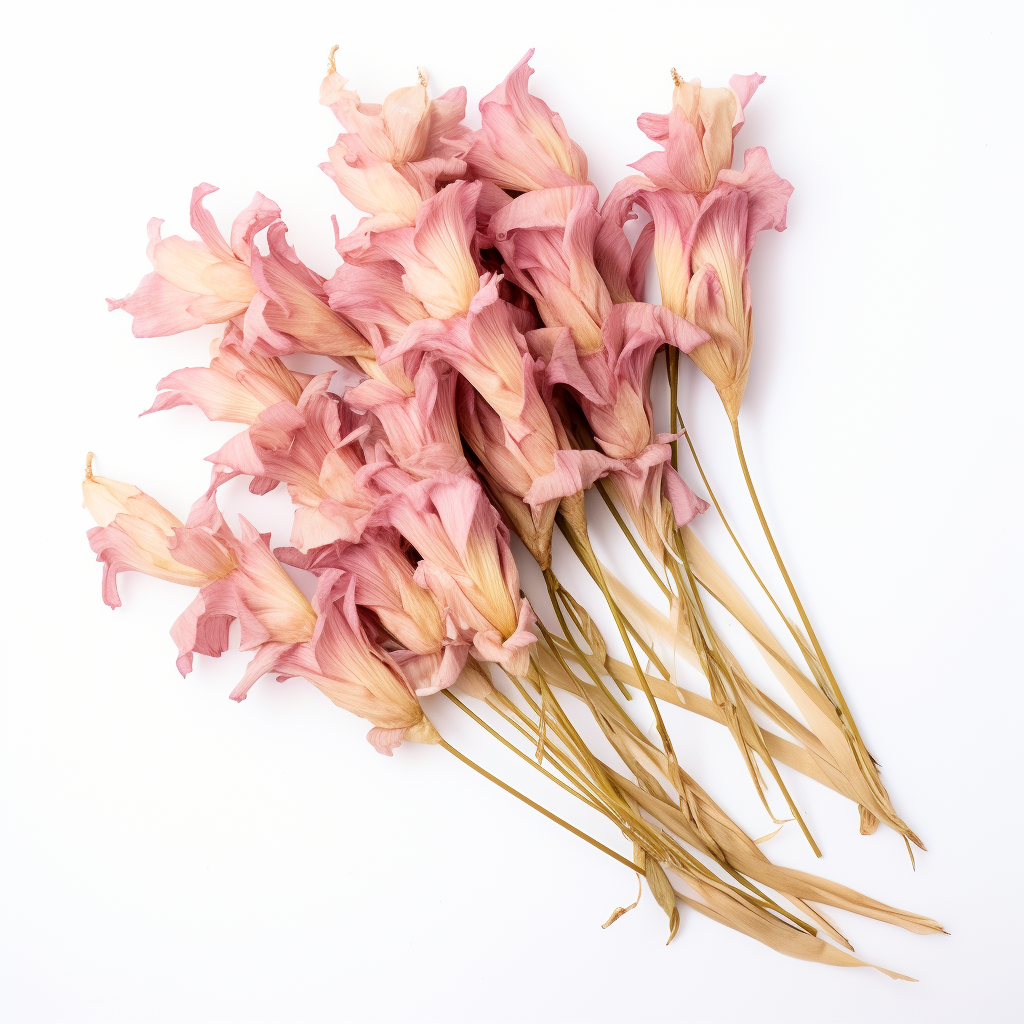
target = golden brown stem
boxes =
[729,418,868,756]
[438,738,640,874]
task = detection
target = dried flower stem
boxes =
[729,417,918,849]
[438,737,640,872]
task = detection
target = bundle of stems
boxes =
[435,618,941,978]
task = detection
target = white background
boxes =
[1,1,1021,1021]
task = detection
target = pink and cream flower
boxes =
[604,147,793,420]
[383,472,536,676]
[107,183,278,338]
[83,458,238,609]
[365,180,483,319]
[227,569,438,755]
[468,49,588,193]
[384,275,613,566]
[631,71,765,197]
[529,304,711,541]
[489,186,612,355]
[320,60,471,248]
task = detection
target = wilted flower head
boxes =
[606,147,793,420]
[384,472,536,675]
[385,275,599,567]
[83,456,238,608]
[533,303,710,540]
[346,355,469,481]
[320,53,470,167]
[228,379,396,554]
[367,180,483,319]
[142,329,311,424]
[468,49,588,192]
[632,71,765,196]
[321,55,470,248]
[490,186,611,354]
[107,184,278,338]
[277,528,470,698]
[227,569,438,755]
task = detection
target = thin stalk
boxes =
[670,530,821,858]
[556,516,682,780]
[730,419,866,752]
[667,346,680,469]
[594,480,671,600]
[443,691,603,813]
[438,738,640,874]
[487,691,618,815]
[676,407,793,631]
[544,568,630,702]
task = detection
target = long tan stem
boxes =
[438,738,639,873]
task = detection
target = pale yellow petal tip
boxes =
[670,67,683,88]
[327,44,339,75]
[416,66,429,88]
[85,452,95,480]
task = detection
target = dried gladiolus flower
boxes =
[682,148,793,420]
[367,180,483,319]
[346,355,470,481]
[468,49,588,192]
[166,493,317,677]
[107,184,278,337]
[534,306,710,534]
[326,260,430,351]
[225,380,389,553]
[489,186,611,355]
[243,222,373,361]
[229,569,438,755]
[143,329,311,424]
[320,52,469,167]
[83,456,237,608]
[387,275,608,566]
[277,528,470,698]
[606,148,792,420]
[321,55,470,249]
[384,472,536,675]
[631,71,765,197]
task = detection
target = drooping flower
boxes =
[277,528,470,698]
[605,147,793,420]
[167,492,318,677]
[530,304,711,541]
[345,355,470,481]
[631,70,765,197]
[320,56,470,167]
[365,180,483,319]
[243,221,374,362]
[83,456,237,609]
[325,260,430,350]
[682,149,793,420]
[468,49,588,193]
[383,471,536,675]
[320,59,471,250]
[222,378,394,553]
[142,328,311,424]
[489,185,611,354]
[227,569,438,755]
[106,184,278,337]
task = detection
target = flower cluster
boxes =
[85,49,939,975]
[92,52,797,753]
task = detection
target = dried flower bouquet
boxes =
[87,47,940,976]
